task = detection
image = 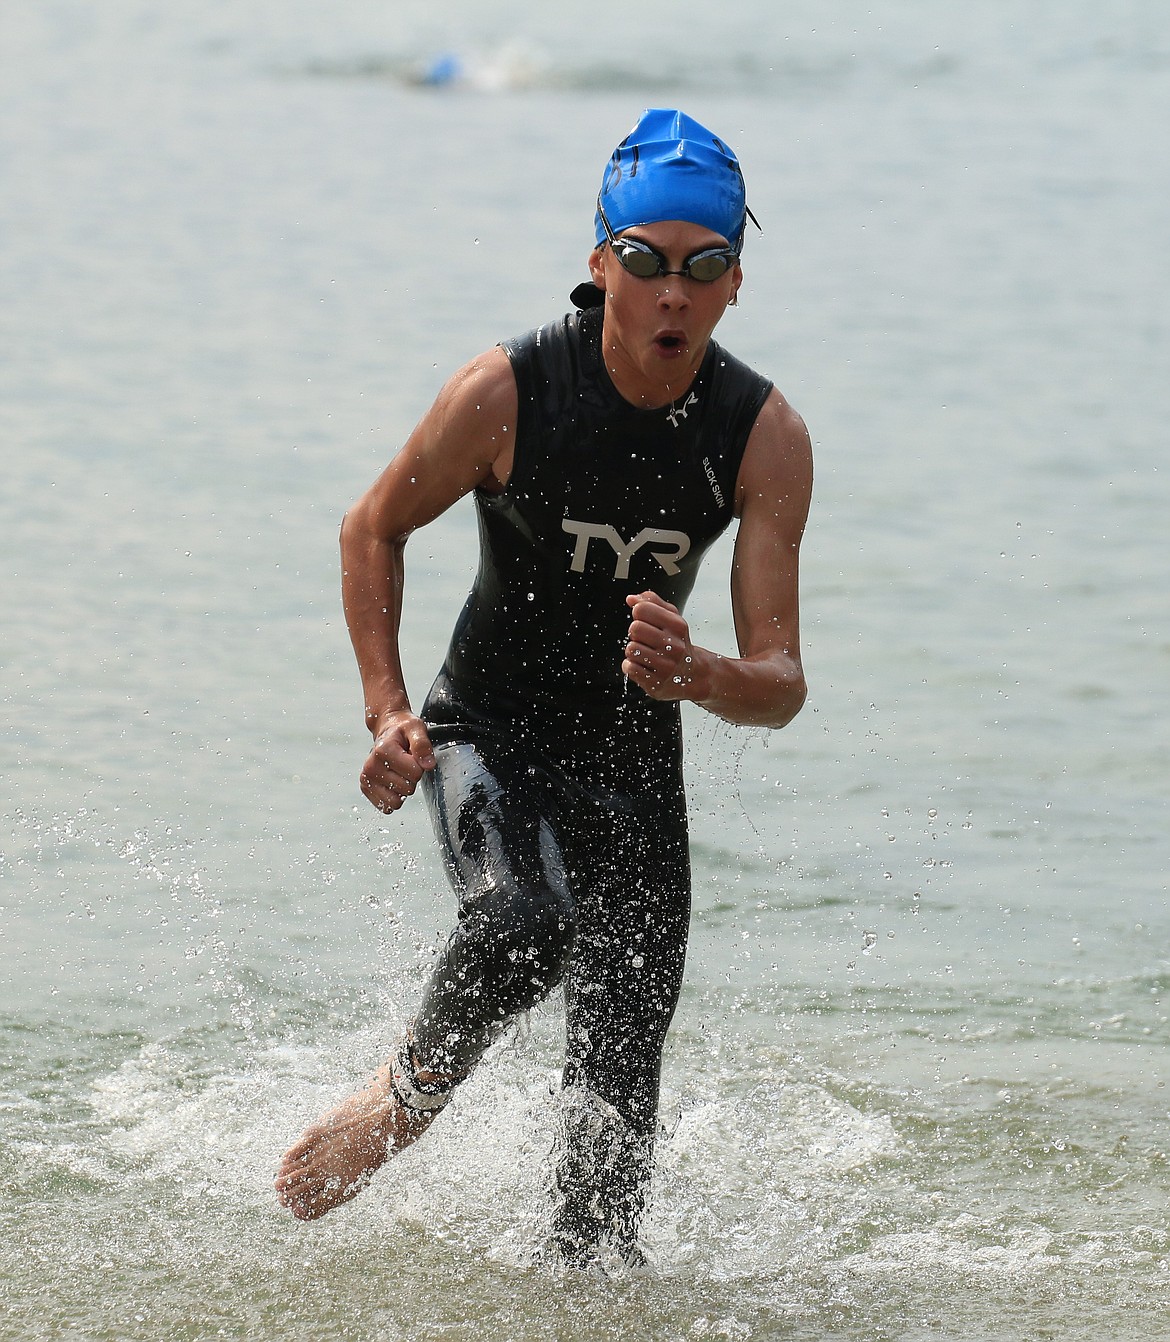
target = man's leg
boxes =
[550,805,691,1260]
[276,738,577,1219]
[274,1040,453,1220]
[410,738,579,1079]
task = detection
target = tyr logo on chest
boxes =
[666,393,699,429]
[561,519,692,579]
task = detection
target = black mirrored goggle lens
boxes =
[613,240,736,282]
[685,252,735,282]
[613,241,663,278]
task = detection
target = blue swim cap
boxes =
[594,109,748,249]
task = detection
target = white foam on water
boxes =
[836,1217,1062,1281]
[81,1023,906,1275]
[646,1073,902,1282]
[5,1010,1162,1341]
[11,1138,116,1187]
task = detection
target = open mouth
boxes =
[655,333,686,352]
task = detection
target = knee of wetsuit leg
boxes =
[511,883,578,987]
[469,880,578,993]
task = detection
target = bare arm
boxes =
[342,346,517,810]
[622,388,812,728]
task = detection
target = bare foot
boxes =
[274,1064,441,1220]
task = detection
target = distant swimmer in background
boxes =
[274,108,813,1263]
[410,44,543,93]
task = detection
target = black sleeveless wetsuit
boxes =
[414,304,772,1254]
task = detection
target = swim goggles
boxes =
[597,198,741,283]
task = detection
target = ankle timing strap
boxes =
[390,1039,453,1114]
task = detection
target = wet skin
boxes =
[274,1065,442,1219]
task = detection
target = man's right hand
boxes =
[359,712,436,813]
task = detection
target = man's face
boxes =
[588,218,743,408]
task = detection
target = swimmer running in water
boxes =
[275,108,813,1262]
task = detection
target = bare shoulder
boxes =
[734,387,813,519]
[425,345,518,473]
[347,346,518,540]
[432,345,517,423]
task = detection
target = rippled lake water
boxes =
[3,1,1169,1337]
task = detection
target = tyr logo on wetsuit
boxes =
[561,519,691,579]
[666,392,698,428]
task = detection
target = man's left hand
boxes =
[622,591,698,701]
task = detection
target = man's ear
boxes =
[587,245,607,291]
[729,263,743,305]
